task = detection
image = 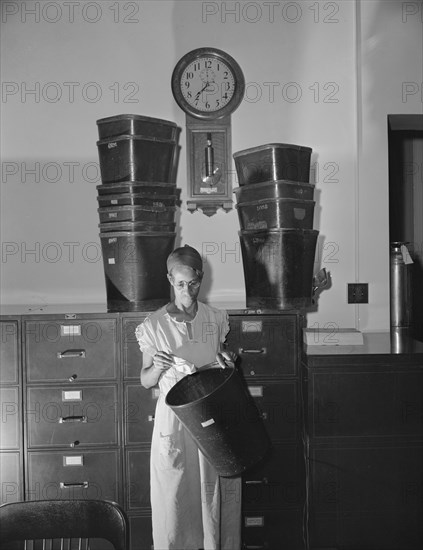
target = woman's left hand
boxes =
[216,350,237,369]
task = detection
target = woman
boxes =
[135,245,241,550]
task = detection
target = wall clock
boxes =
[171,47,245,216]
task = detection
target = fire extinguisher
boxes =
[390,241,413,330]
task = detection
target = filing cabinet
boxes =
[120,313,154,550]
[0,306,304,550]
[226,313,306,550]
[0,318,23,504]
[303,334,423,550]
[21,312,122,506]
[4,307,422,549]
[121,309,306,550]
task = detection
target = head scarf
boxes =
[166,245,203,274]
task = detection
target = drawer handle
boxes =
[68,374,78,382]
[59,415,87,424]
[60,481,89,489]
[245,478,269,485]
[239,348,266,354]
[57,349,86,359]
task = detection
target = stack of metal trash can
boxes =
[95,114,181,311]
[233,143,318,310]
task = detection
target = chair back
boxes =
[0,499,129,550]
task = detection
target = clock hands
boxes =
[195,81,220,107]
[195,82,210,101]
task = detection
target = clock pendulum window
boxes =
[171,47,245,216]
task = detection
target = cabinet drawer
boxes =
[122,316,145,379]
[0,387,21,449]
[242,509,305,549]
[27,450,121,502]
[308,369,423,439]
[24,318,117,382]
[247,380,300,442]
[0,320,19,384]
[243,444,305,511]
[310,443,423,515]
[125,384,158,445]
[310,510,422,550]
[227,315,298,377]
[126,448,151,510]
[0,452,23,504]
[26,385,119,448]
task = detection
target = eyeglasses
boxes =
[171,278,201,290]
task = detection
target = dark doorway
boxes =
[388,114,423,341]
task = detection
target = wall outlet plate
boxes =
[348,283,369,303]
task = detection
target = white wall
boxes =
[1,0,422,331]
[357,0,423,330]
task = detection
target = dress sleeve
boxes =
[135,317,158,357]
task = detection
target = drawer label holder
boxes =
[244,516,265,527]
[60,325,81,337]
[63,455,84,467]
[62,390,82,402]
[248,386,264,397]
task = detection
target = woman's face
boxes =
[168,265,202,308]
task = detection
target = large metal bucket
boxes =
[165,367,271,477]
[100,231,176,311]
[239,228,319,310]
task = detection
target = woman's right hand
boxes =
[152,351,175,372]
[141,351,175,388]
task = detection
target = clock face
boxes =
[180,57,235,113]
[172,48,245,120]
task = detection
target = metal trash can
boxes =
[239,228,319,309]
[165,367,271,477]
[100,231,176,310]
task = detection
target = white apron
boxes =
[136,302,242,550]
